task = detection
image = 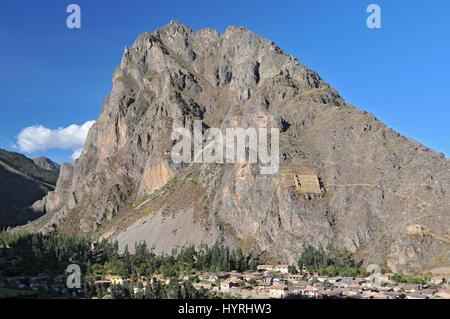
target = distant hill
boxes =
[0,149,58,185]
[0,149,59,228]
[33,157,60,173]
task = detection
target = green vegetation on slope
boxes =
[0,148,58,185]
[391,273,429,285]
[0,231,258,299]
[298,245,366,277]
[0,231,91,276]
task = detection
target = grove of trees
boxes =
[0,231,258,299]
[297,245,366,277]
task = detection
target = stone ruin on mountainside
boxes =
[280,166,322,195]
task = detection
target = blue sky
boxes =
[0,0,449,163]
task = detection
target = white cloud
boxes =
[17,121,95,158]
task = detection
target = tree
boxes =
[288,265,298,274]
[166,278,182,299]
[298,245,363,276]
[324,265,338,277]
[110,283,133,299]
[235,248,246,272]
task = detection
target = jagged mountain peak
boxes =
[26,23,449,275]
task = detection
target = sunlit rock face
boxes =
[29,21,449,274]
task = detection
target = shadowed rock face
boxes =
[0,149,58,228]
[0,162,48,228]
[29,21,449,274]
[32,157,60,173]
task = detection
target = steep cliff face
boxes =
[30,21,449,274]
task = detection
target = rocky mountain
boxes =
[33,157,60,173]
[28,21,449,274]
[0,149,58,228]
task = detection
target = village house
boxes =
[217,272,230,279]
[242,272,262,281]
[285,273,303,282]
[258,275,273,286]
[405,293,428,300]
[430,276,445,286]
[414,288,435,298]
[294,280,310,287]
[376,285,394,292]
[105,275,124,285]
[342,283,362,291]
[256,264,290,274]
[395,284,419,293]
[268,284,289,299]
[318,289,343,299]
[151,274,167,283]
[257,265,275,272]
[379,274,395,285]
[383,291,400,299]
[6,276,25,286]
[272,277,283,284]
[202,274,219,282]
[314,276,328,283]
[228,272,244,281]
[300,286,321,299]
[288,285,306,296]
[133,286,146,295]
[334,277,365,289]
[30,282,48,291]
[273,265,290,274]
[193,282,213,290]
[54,274,66,285]
[326,276,342,284]
[0,257,19,266]
[220,278,241,292]
[131,277,148,291]
[93,280,111,291]
[258,281,272,287]
[182,274,197,281]
[362,291,389,299]
[371,291,391,299]
[434,288,450,299]
[341,289,363,298]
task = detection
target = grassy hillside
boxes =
[0,149,58,186]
